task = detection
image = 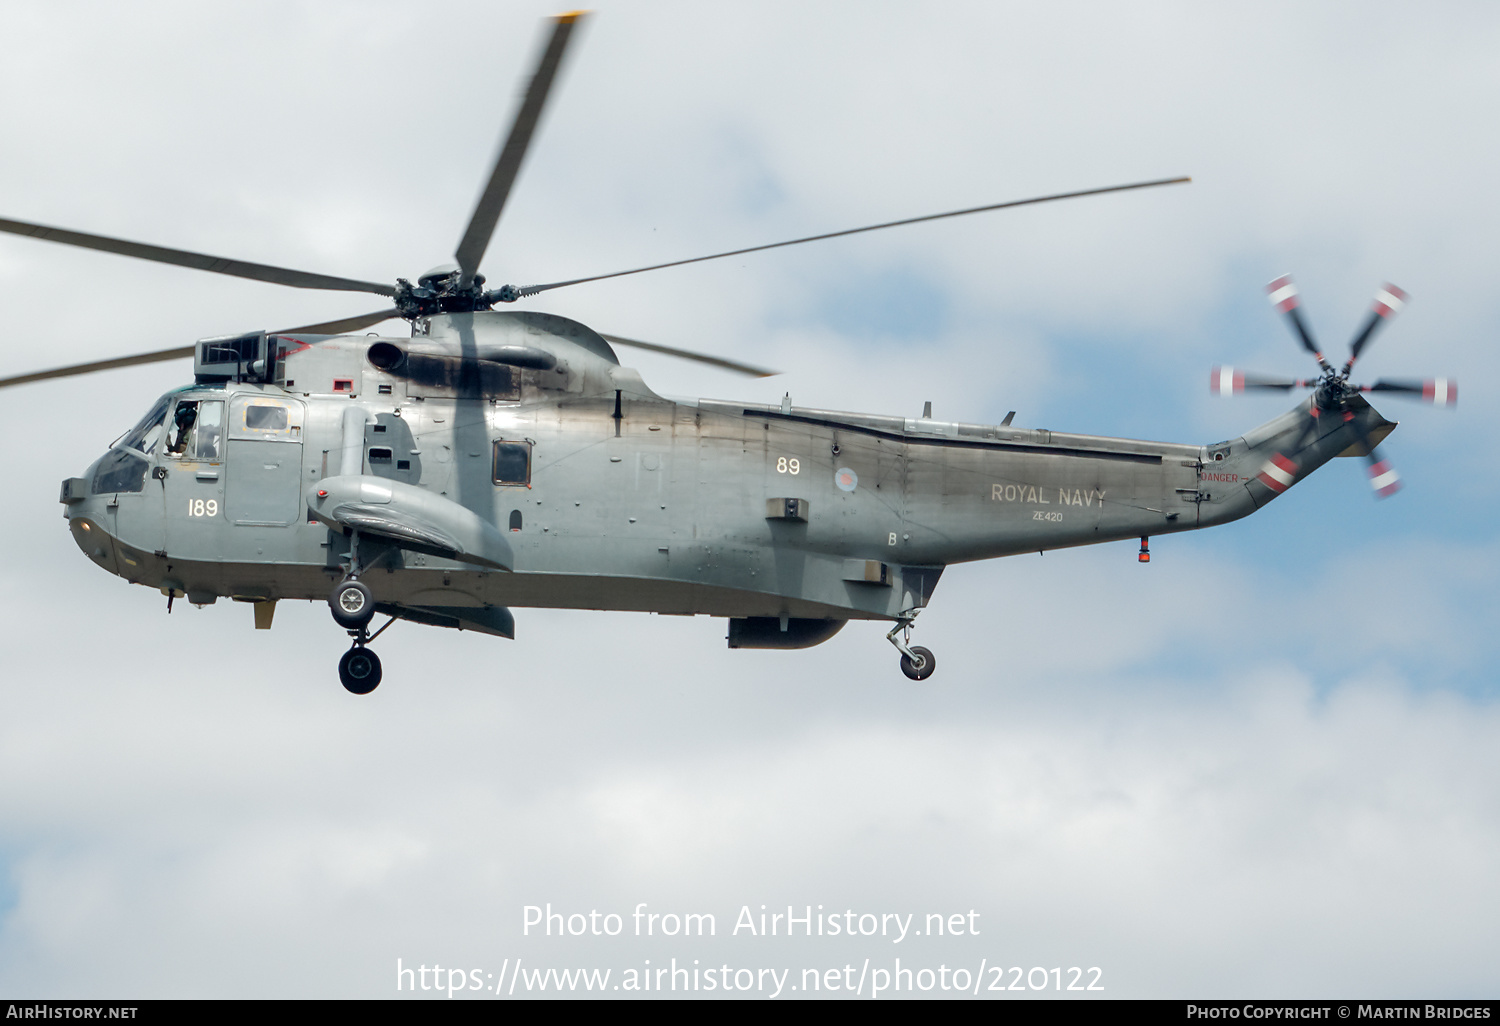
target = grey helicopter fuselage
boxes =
[60,309,1394,647]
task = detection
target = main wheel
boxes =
[339,647,382,694]
[900,645,936,681]
[330,579,375,629]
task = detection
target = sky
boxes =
[1,0,1497,1000]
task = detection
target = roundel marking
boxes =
[835,467,858,492]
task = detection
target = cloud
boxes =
[4,536,1499,995]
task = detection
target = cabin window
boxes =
[493,440,531,486]
[230,396,304,440]
[245,405,288,431]
[509,509,523,532]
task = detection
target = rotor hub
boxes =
[1313,373,1356,411]
[393,273,498,319]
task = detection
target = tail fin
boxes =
[1217,396,1397,510]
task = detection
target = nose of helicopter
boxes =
[59,464,121,576]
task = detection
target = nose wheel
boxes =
[887,614,937,681]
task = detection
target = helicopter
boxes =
[1,13,1457,694]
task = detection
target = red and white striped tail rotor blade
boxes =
[1211,366,1308,394]
[1265,274,1329,370]
[1365,377,1458,406]
[1256,452,1299,494]
[1367,456,1402,499]
[1423,377,1457,406]
[1346,282,1409,372]
[1347,414,1402,500]
[1266,275,1300,313]
[1210,365,1244,395]
[1372,283,1408,319]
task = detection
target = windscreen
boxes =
[115,395,172,455]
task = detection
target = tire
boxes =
[330,579,375,629]
[339,647,382,694]
[900,645,936,681]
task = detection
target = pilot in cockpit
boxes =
[165,399,223,460]
[167,401,197,455]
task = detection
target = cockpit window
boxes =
[194,401,224,459]
[166,399,224,460]
[116,395,172,455]
[92,449,149,494]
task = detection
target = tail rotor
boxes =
[1211,276,1454,500]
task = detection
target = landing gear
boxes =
[330,530,376,629]
[887,613,937,681]
[335,616,395,695]
[330,578,374,629]
[329,534,392,693]
[339,645,382,694]
[900,646,937,681]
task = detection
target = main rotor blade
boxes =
[0,344,195,390]
[1265,275,1332,374]
[0,308,405,390]
[276,308,401,335]
[1343,283,1407,375]
[598,333,778,377]
[503,176,1191,299]
[0,217,396,296]
[454,12,586,284]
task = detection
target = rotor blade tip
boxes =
[555,10,589,22]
